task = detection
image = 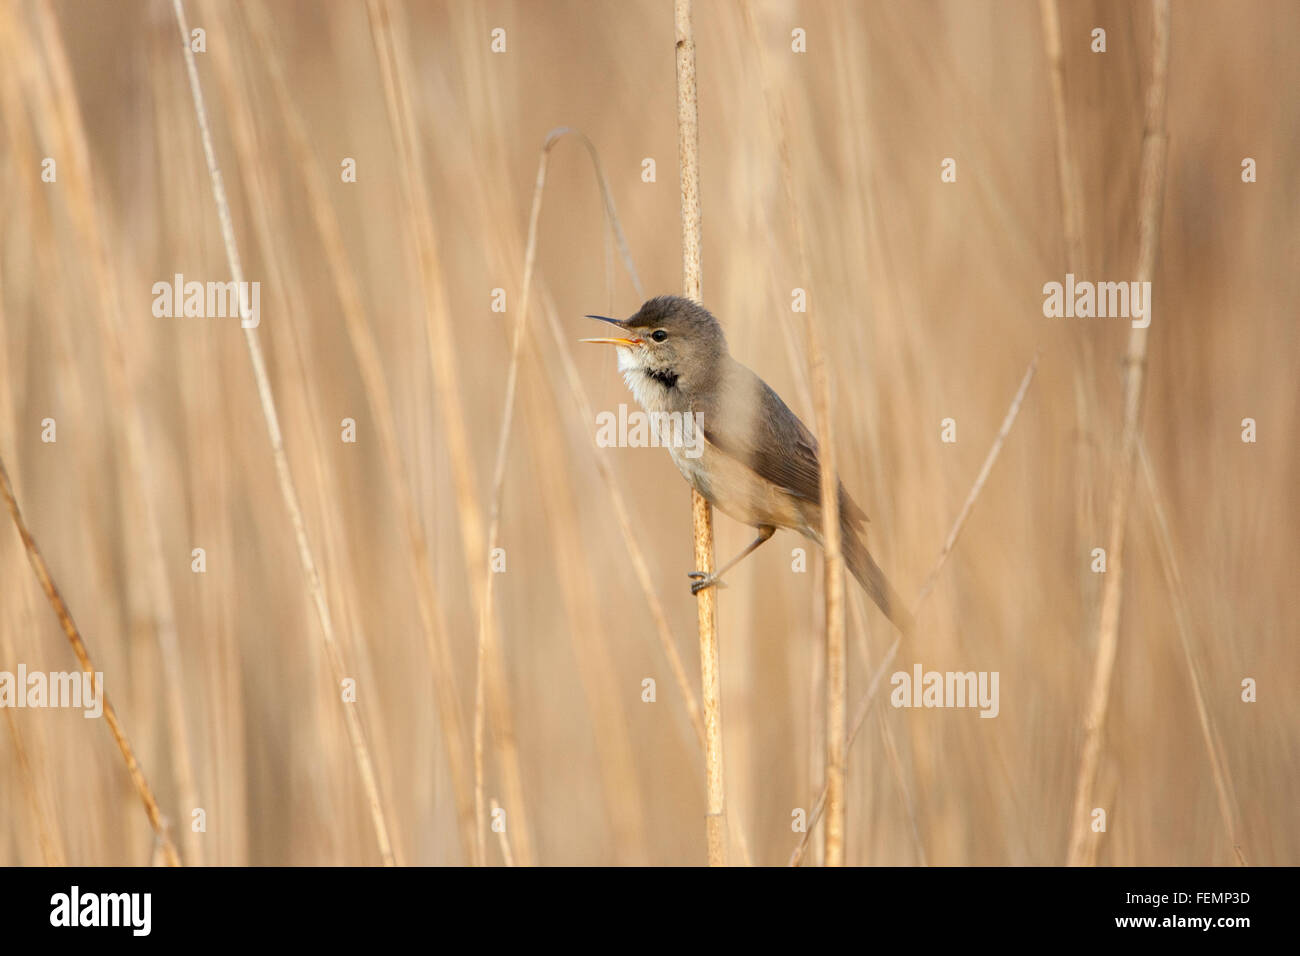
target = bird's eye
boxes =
[651,329,668,342]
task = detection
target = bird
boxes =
[582,294,913,636]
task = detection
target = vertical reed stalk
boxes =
[1066,0,1171,867]
[364,0,534,865]
[21,0,202,864]
[674,0,727,867]
[808,276,847,867]
[738,0,847,866]
[535,290,757,865]
[790,354,1040,865]
[237,0,477,862]
[1039,0,1087,273]
[1039,0,1101,595]
[170,0,397,866]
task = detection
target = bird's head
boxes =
[581,295,727,392]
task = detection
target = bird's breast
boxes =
[668,440,811,531]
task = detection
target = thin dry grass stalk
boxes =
[842,595,926,863]
[533,291,756,866]
[170,0,397,866]
[1,707,64,864]
[0,569,63,868]
[472,127,558,867]
[204,2,409,861]
[21,0,203,865]
[735,0,848,868]
[736,0,815,411]
[741,0,905,864]
[518,131,716,766]
[772,80,851,868]
[526,390,650,862]
[1039,0,1101,572]
[236,0,477,862]
[675,0,727,867]
[1138,440,1244,863]
[1066,0,1171,867]
[364,0,534,865]
[474,129,650,861]
[0,454,180,867]
[0,525,65,867]
[790,353,1041,865]
[876,706,927,865]
[0,196,66,868]
[805,236,848,866]
[1039,0,1087,274]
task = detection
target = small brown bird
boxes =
[583,295,913,636]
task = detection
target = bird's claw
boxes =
[688,571,727,595]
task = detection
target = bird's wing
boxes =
[700,362,869,525]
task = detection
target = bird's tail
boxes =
[841,525,914,637]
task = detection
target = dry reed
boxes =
[235,0,478,862]
[790,353,1041,865]
[0,453,180,866]
[364,0,535,865]
[1,0,1291,869]
[1138,440,1244,863]
[1066,0,1171,867]
[170,0,397,866]
[674,0,728,868]
[10,0,204,865]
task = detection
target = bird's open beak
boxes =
[580,314,642,347]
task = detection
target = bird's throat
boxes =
[645,367,678,389]
[620,364,681,416]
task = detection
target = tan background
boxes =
[0,0,1295,865]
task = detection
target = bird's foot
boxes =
[688,571,728,595]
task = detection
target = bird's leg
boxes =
[689,525,776,594]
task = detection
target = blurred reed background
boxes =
[0,0,1295,866]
